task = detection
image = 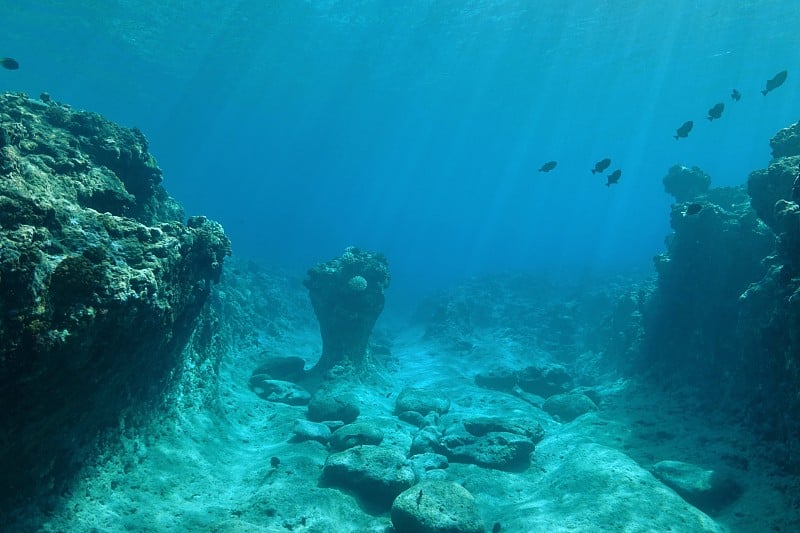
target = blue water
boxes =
[4,1,799,303]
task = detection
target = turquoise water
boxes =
[3,1,798,298]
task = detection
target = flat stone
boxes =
[248,375,310,405]
[652,460,742,513]
[474,367,517,391]
[463,415,545,443]
[291,419,331,444]
[329,422,384,451]
[391,480,484,533]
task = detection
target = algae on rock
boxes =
[0,92,230,514]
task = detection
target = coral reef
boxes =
[642,120,800,468]
[303,246,390,374]
[0,92,230,512]
[662,165,712,203]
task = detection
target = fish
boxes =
[591,158,611,174]
[707,102,725,121]
[685,203,703,216]
[761,70,787,95]
[538,160,557,172]
[731,89,741,101]
[606,169,621,187]
[0,57,19,70]
[674,120,693,140]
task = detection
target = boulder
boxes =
[329,422,384,451]
[463,415,544,443]
[543,393,598,422]
[442,430,535,471]
[396,388,450,416]
[391,481,484,533]
[516,364,573,397]
[291,420,331,444]
[307,389,360,423]
[321,445,415,507]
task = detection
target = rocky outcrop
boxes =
[642,121,800,469]
[303,246,390,374]
[0,92,229,511]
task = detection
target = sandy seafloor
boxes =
[29,268,800,533]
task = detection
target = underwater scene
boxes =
[2,1,800,531]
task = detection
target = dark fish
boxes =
[761,70,787,95]
[606,169,621,187]
[707,102,725,121]
[685,203,703,216]
[538,160,557,172]
[674,120,693,140]
[591,158,611,174]
[731,89,741,101]
[0,57,19,70]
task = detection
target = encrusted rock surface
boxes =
[643,120,800,469]
[0,92,230,511]
[303,246,390,373]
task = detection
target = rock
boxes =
[329,422,384,451]
[651,460,742,513]
[307,389,360,423]
[396,388,450,416]
[662,164,712,202]
[523,440,725,531]
[463,416,545,444]
[248,376,310,405]
[0,93,230,512]
[747,155,799,230]
[770,120,800,158]
[252,356,306,382]
[303,246,391,373]
[391,480,484,533]
[291,420,331,444]
[517,363,573,398]
[321,445,415,507]
[397,410,426,427]
[543,393,598,422]
[474,367,518,391]
[411,428,444,456]
[442,430,535,470]
[409,453,449,480]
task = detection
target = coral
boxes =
[747,155,800,231]
[662,164,711,203]
[770,120,800,159]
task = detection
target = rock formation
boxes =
[303,246,390,374]
[0,92,230,511]
[642,120,800,468]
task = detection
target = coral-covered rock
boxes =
[0,92,230,511]
[770,120,800,159]
[321,445,415,507]
[747,155,799,230]
[303,246,390,373]
[662,165,711,202]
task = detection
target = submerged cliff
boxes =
[641,121,800,468]
[0,93,230,512]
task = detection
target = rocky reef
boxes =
[303,246,390,375]
[641,123,800,467]
[0,92,230,512]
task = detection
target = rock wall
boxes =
[0,93,230,512]
[641,123,800,467]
